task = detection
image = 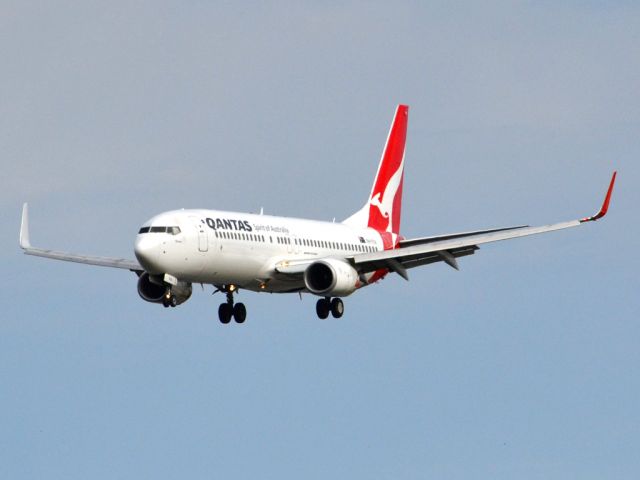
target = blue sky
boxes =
[1,1,639,479]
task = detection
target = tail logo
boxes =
[366,105,407,236]
[368,157,404,234]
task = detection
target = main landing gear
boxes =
[316,297,344,320]
[217,285,246,324]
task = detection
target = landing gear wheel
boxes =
[162,298,170,308]
[233,303,247,323]
[218,303,233,324]
[316,298,330,319]
[170,296,177,308]
[330,298,344,318]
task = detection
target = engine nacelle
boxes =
[304,258,359,297]
[137,272,192,305]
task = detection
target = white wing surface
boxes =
[19,204,141,271]
[352,172,617,278]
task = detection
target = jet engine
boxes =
[304,258,359,297]
[137,272,192,305]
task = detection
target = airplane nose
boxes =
[134,235,161,273]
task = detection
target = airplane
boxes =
[19,105,616,324]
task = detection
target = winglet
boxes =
[581,171,617,223]
[20,203,31,249]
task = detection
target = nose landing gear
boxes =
[162,291,177,308]
[217,285,247,324]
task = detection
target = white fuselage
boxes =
[134,209,385,293]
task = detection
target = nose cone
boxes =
[134,234,162,273]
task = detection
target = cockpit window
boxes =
[139,226,181,235]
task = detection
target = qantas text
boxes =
[205,218,253,232]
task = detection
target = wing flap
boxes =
[353,245,479,274]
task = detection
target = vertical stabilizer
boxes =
[343,105,408,239]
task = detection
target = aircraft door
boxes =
[190,217,209,252]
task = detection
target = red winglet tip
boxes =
[597,170,617,218]
[582,171,616,222]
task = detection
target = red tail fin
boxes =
[368,104,408,234]
[343,105,408,237]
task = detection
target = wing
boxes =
[19,204,142,271]
[353,171,617,279]
[275,172,616,280]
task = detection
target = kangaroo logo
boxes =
[368,157,404,234]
